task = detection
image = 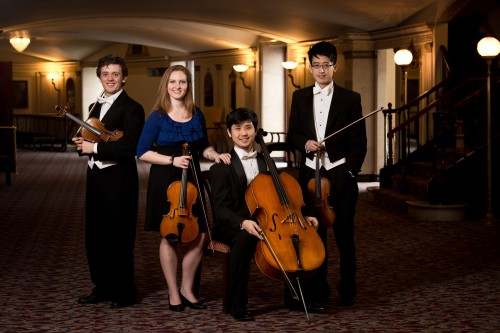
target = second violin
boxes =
[307,149,335,228]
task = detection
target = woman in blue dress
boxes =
[137,65,231,311]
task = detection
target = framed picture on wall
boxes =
[12,80,28,108]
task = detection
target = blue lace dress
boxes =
[137,108,210,232]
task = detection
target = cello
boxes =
[307,149,335,228]
[161,143,199,244]
[245,129,325,317]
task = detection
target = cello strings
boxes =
[258,131,295,221]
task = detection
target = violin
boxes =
[245,129,325,312]
[55,105,123,142]
[161,143,199,244]
[307,149,335,228]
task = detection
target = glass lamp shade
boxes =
[282,61,299,70]
[233,64,249,72]
[477,37,500,58]
[10,37,30,52]
[394,49,413,66]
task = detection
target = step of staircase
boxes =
[406,200,468,221]
[367,187,468,221]
[366,186,422,216]
[392,174,430,199]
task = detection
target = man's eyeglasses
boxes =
[311,63,334,70]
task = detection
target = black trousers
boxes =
[85,163,138,300]
[298,163,359,301]
[214,227,258,313]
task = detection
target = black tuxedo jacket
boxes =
[209,149,266,240]
[81,90,144,299]
[287,83,367,176]
[89,90,145,164]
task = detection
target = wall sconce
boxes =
[394,49,413,105]
[282,61,301,89]
[47,73,61,93]
[233,64,251,90]
[10,37,30,53]
[477,36,500,219]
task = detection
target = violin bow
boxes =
[257,230,310,322]
[318,107,384,145]
[189,158,214,254]
[76,91,105,136]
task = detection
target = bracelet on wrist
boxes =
[207,150,215,160]
[171,155,175,165]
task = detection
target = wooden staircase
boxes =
[373,75,497,220]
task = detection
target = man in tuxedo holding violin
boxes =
[73,54,145,309]
[287,41,367,308]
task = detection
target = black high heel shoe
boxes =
[179,289,207,310]
[168,302,185,312]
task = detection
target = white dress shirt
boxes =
[88,90,123,169]
[306,82,346,171]
[234,147,259,185]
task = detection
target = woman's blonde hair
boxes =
[153,65,195,115]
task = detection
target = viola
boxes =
[245,129,325,308]
[55,105,123,142]
[161,143,199,244]
[307,149,335,228]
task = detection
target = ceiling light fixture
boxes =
[10,37,30,53]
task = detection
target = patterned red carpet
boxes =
[1,151,499,332]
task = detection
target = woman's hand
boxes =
[214,152,231,165]
[173,155,192,169]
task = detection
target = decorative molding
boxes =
[343,50,377,59]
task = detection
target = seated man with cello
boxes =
[209,108,322,321]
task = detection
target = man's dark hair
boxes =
[308,41,337,65]
[96,54,128,78]
[226,107,258,130]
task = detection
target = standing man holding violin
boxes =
[287,41,367,308]
[73,54,145,308]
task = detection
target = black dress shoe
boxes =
[169,302,185,312]
[288,301,326,313]
[110,299,136,309]
[77,293,110,304]
[232,308,254,321]
[179,289,207,310]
